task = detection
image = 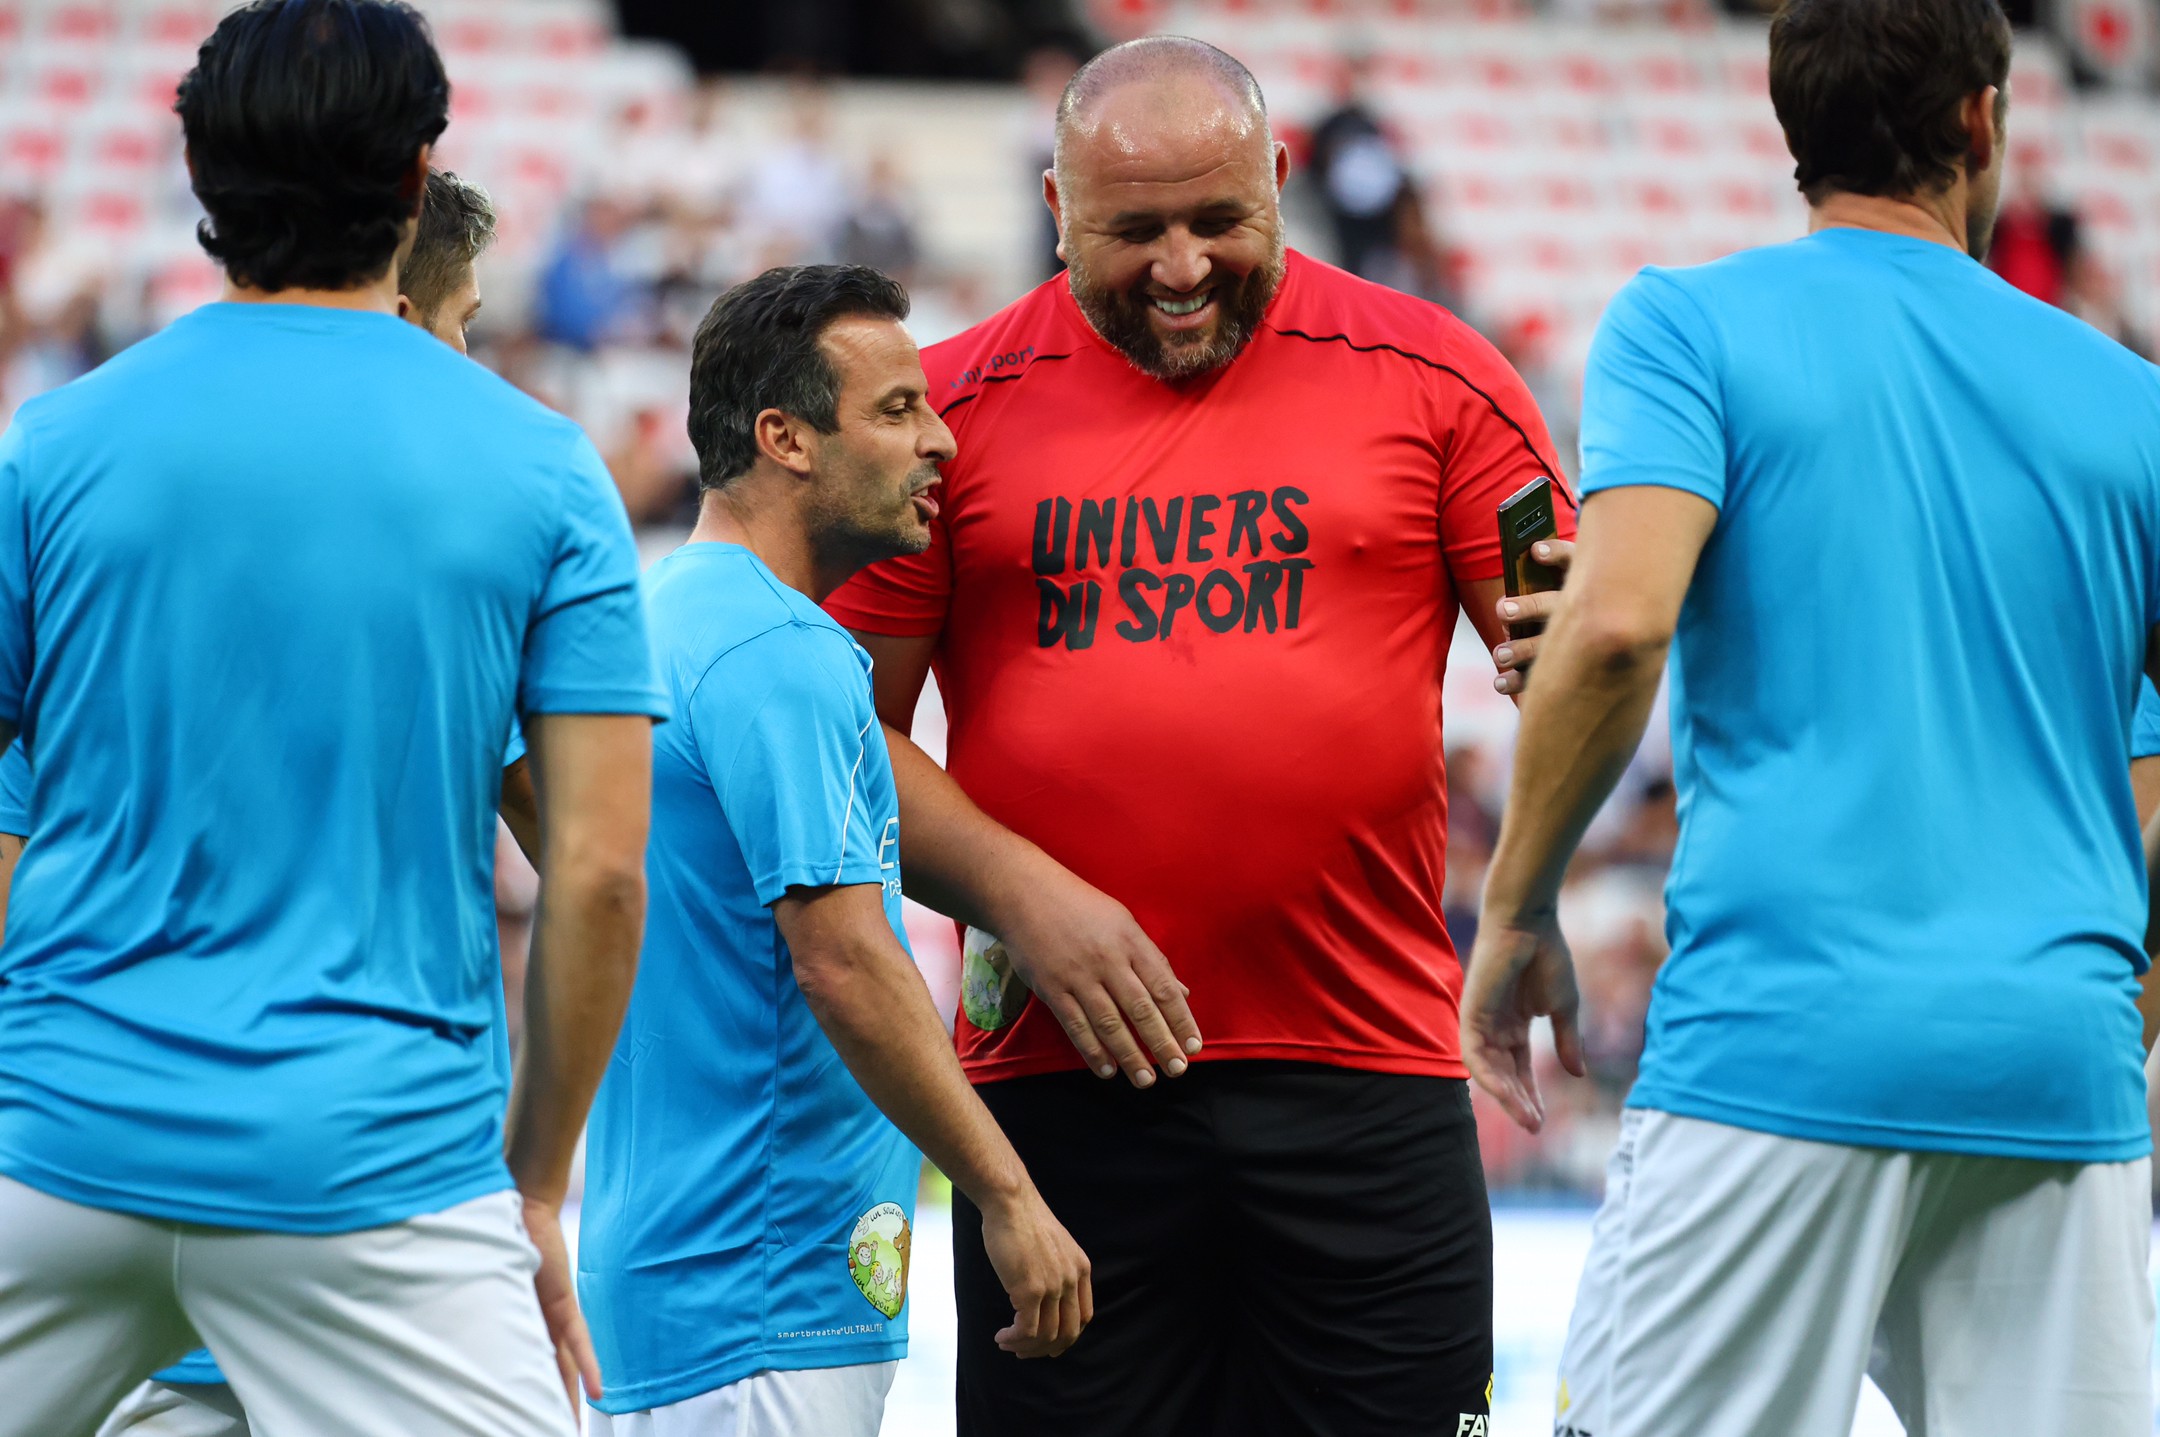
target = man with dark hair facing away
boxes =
[1463,0,2160,1432]
[0,163,537,1437]
[574,263,1089,1437]
[0,4,665,1434]
[825,33,1573,1437]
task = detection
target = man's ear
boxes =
[1044,169,1066,264]
[1274,140,1292,191]
[1966,85,2001,175]
[395,294,413,322]
[752,407,816,476]
[403,143,432,219]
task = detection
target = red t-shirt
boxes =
[827,250,1575,1083]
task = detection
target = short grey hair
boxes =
[402,168,496,322]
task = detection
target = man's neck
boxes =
[689,485,839,602]
[221,272,401,314]
[1808,189,1970,255]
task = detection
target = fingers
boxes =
[1053,1284,1085,1357]
[567,1315,604,1402]
[1495,589,1564,638]
[994,1280,1088,1359]
[1465,1030,1543,1134]
[1103,967,1192,1076]
[1078,986,1157,1087]
[994,1283,1044,1355]
[1534,538,1574,568]
[553,1342,579,1412]
[1043,991,1120,1081]
[1131,937,1203,1061]
[1552,1000,1588,1079]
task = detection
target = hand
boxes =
[521,1195,602,1409]
[1460,912,1586,1133]
[980,1187,1093,1359]
[998,870,1200,1088]
[1492,538,1574,696]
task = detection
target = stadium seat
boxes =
[37,0,115,41]
[0,113,68,183]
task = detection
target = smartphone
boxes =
[1497,476,1564,642]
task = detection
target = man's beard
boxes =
[814,461,940,575]
[1067,236,1287,382]
[1966,197,1999,262]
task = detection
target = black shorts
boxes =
[954,1061,1492,1437]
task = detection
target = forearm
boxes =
[885,724,1063,934]
[797,934,1029,1211]
[505,861,644,1204]
[1483,607,1667,925]
[2134,799,2151,1050]
[499,757,542,868]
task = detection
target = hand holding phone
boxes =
[1498,477,1565,644]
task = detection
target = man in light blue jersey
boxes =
[578,264,1089,1437]
[0,4,664,1435]
[0,166,543,1437]
[1460,0,2160,1433]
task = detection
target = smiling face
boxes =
[802,314,955,567]
[1051,75,1289,381]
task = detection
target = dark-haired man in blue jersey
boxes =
[1464,0,2160,1433]
[0,5,662,1435]
[0,165,553,1437]
[577,264,1089,1437]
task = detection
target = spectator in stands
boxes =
[738,96,851,261]
[535,195,642,351]
[1020,42,1086,280]
[1989,152,2144,352]
[838,155,923,281]
[0,196,109,421]
[1309,53,1410,279]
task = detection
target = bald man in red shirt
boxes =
[828,36,1574,1437]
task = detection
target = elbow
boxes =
[551,850,647,943]
[790,935,880,1023]
[1570,603,1675,676]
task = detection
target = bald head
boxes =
[1053,36,1269,183]
[1045,37,1288,381]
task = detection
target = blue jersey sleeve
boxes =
[504,723,526,769]
[520,431,665,720]
[0,421,32,728]
[696,626,890,905]
[1580,270,1729,509]
[2135,678,2160,760]
[0,741,26,837]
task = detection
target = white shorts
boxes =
[1556,1109,2154,1437]
[0,1175,576,1437]
[589,1362,898,1437]
[95,1381,248,1437]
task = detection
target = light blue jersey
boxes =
[0,302,664,1233]
[1582,229,2160,1162]
[0,743,20,835]
[2138,679,2160,760]
[579,543,919,1415]
[0,725,526,1392]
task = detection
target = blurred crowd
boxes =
[1442,692,1677,1195]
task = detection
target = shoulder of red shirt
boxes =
[921,276,1085,419]
[1262,251,1532,408]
